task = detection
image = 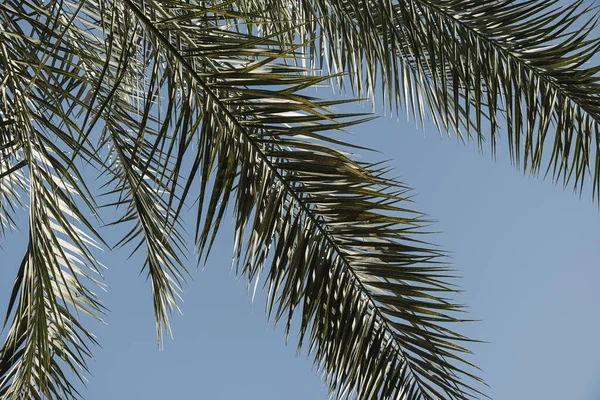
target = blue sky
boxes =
[2,100,600,399]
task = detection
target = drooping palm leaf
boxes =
[6,0,597,399]
[239,0,600,200]
[0,0,486,399]
[0,3,105,397]
[101,1,484,398]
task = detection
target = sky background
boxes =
[2,15,600,400]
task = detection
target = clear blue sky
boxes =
[2,47,600,400]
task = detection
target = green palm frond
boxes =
[0,0,486,398]
[239,0,600,200]
[4,0,598,399]
[107,1,483,398]
[0,3,105,396]
[0,160,24,239]
[99,119,190,344]
[47,0,191,344]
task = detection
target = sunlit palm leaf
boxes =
[239,0,600,200]
[0,3,105,396]
[0,160,24,239]
[7,0,596,399]
[110,1,484,398]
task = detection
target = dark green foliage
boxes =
[1,0,598,399]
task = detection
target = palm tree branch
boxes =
[35,0,194,344]
[398,0,600,192]
[118,1,483,398]
[0,4,105,398]
[237,0,600,200]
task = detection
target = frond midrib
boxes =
[121,1,465,397]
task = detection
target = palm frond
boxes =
[0,0,488,397]
[0,2,105,398]
[238,0,600,200]
[13,0,598,398]
[0,157,24,239]
[0,167,104,399]
[99,118,190,343]
[48,0,193,344]
[110,1,484,398]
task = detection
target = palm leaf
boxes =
[0,3,105,396]
[107,1,484,398]
[11,0,600,399]
[239,0,600,200]
[0,0,485,398]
